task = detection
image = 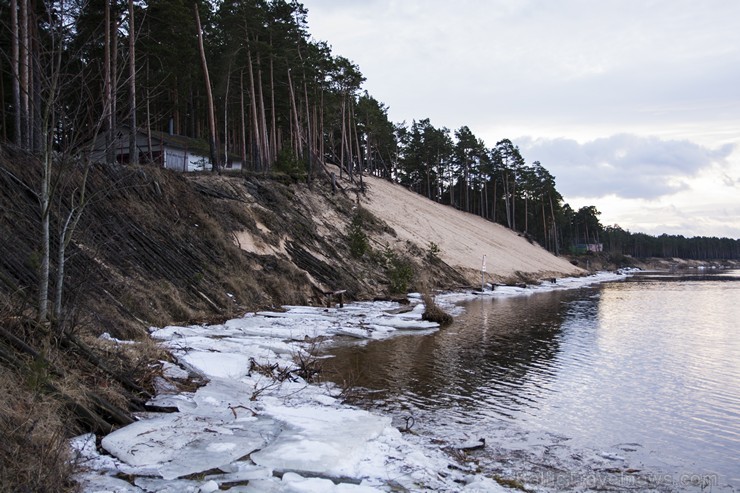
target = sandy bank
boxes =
[359,173,584,283]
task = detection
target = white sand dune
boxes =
[359,173,584,283]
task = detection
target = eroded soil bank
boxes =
[0,149,608,491]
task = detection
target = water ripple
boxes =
[327,271,740,489]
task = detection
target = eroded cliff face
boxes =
[190,170,470,309]
[1,148,579,339]
[0,153,463,338]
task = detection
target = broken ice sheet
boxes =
[101,408,276,480]
[239,471,386,492]
[70,433,119,473]
[79,295,542,491]
[251,404,389,477]
[179,350,252,379]
[160,360,190,380]
[76,472,145,493]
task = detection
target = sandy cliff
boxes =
[359,173,584,283]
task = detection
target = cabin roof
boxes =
[138,129,211,156]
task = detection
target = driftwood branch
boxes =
[0,323,43,359]
[102,288,149,327]
[87,391,134,427]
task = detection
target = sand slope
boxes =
[360,173,584,283]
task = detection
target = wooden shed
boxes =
[88,128,242,172]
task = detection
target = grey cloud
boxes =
[518,134,734,200]
[721,173,740,188]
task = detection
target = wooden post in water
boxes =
[481,254,487,291]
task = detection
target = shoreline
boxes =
[72,271,644,492]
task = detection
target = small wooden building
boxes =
[88,128,241,172]
[571,243,604,254]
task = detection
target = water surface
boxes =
[325,270,740,491]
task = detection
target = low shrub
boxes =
[381,246,414,294]
[347,209,370,258]
[426,241,441,263]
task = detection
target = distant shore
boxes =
[569,253,740,273]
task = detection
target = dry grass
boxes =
[500,271,541,287]
[421,291,453,326]
[0,367,78,493]
[82,332,169,398]
[0,293,172,492]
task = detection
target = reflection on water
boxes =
[329,292,571,421]
[325,270,740,490]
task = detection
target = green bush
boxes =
[426,241,440,263]
[274,148,306,178]
[347,210,369,258]
[382,246,414,294]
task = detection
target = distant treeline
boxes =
[603,227,740,260]
[1,0,736,260]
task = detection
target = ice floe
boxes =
[73,272,631,492]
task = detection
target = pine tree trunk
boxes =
[10,0,21,146]
[346,97,353,180]
[503,173,511,228]
[19,0,29,149]
[468,163,472,212]
[31,20,42,153]
[351,101,362,187]
[512,180,517,231]
[339,97,346,178]
[448,164,454,206]
[270,53,277,165]
[493,183,497,223]
[128,0,138,164]
[112,9,119,145]
[246,45,261,170]
[287,67,301,158]
[304,82,312,180]
[484,182,488,219]
[173,85,180,135]
[320,89,325,168]
[145,60,153,164]
[0,58,5,140]
[223,65,230,164]
[542,202,548,250]
[193,3,219,172]
[239,70,247,168]
[104,0,113,163]
[257,59,269,167]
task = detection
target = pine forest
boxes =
[1,0,738,261]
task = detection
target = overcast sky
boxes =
[301,0,740,239]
